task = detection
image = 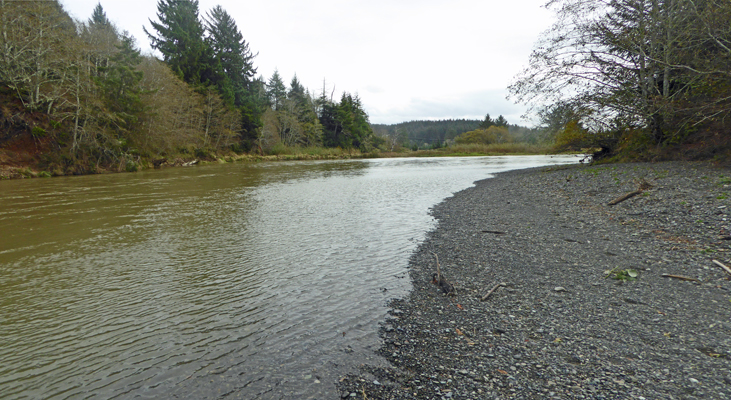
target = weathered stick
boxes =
[712,259,731,276]
[661,273,700,282]
[430,252,441,282]
[608,189,643,206]
[481,230,506,235]
[480,282,506,301]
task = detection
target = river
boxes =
[0,155,577,399]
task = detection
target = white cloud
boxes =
[61,0,553,125]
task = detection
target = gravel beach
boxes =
[338,161,731,399]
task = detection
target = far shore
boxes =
[0,145,567,180]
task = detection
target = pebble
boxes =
[337,162,731,400]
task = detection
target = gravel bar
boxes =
[338,161,731,399]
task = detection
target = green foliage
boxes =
[455,126,511,145]
[553,120,589,151]
[321,93,373,151]
[266,70,286,110]
[605,267,639,282]
[31,126,47,138]
[204,5,256,108]
[145,0,226,94]
[125,160,138,172]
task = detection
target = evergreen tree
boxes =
[144,0,223,89]
[89,2,111,27]
[97,32,144,134]
[266,69,286,110]
[321,93,372,150]
[480,113,495,129]
[494,115,508,127]
[239,76,267,151]
[204,5,256,108]
[288,74,306,103]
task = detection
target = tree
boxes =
[509,0,731,155]
[89,2,111,27]
[96,32,144,134]
[0,0,78,112]
[266,69,286,110]
[204,5,256,107]
[479,113,495,129]
[144,0,222,88]
[494,115,508,127]
[321,93,372,150]
[455,126,512,145]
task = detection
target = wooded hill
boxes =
[372,116,549,151]
[0,0,377,175]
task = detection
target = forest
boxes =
[2,0,730,178]
[372,115,548,151]
[0,0,378,176]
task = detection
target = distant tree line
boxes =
[372,114,549,150]
[0,0,377,174]
[510,0,731,160]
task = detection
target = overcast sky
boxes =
[61,0,554,125]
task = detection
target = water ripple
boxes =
[0,156,579,399]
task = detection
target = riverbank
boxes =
[0,141,556,180]
[338,161,731,399]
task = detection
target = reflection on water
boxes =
[0,156,577,399]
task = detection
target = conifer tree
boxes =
[204,5,256,108]
[144,0,222,90]
[266,70,286,110]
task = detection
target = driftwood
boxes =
[481,230,506,235]
[430,252,454,294]
[430,252,442,282]
[480,282,506,301]
[661,273,700,282]
[712,259,731,276]
[608,189,643,206]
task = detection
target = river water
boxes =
[0,155,577,399]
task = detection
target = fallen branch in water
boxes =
[661,274,700,282]
[608,189,643,206]
[480,282,506,301]
[712,259,731,276]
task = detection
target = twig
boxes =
[608,189,643,206]
[481,230,506,235]
[661,273,700,282]
[712,259,731,276]
[480,282,506,301]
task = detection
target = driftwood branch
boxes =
[608,189,643,206]
[430,252,441,282]
[481,230,506,235]
[480,282,506,301]
[661,273,700,282]
[712,259,731,276]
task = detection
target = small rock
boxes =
[373,380,381,385]
[459,369,469,375]
[554,286,567,292]
[689,378,700,384]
